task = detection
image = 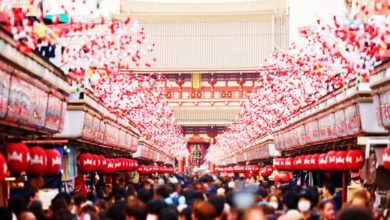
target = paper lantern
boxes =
[45,149,61,175]
[279,158,285,170]
[0,153,9,182]
[383,146,390,170]
[137,165,146,175]
[318,153,328,171]
[77,153,94,173]
[335,151,348,171]
[5,142,30,173]
[326,151,337,170]
[303,155,312,170]
[273,158,281,169]
[285,157,293,171]
[310,154,320,170]
[27,146,47,175]
[102,158,115,174]
[293,156,303,170]
[346,149,365,170]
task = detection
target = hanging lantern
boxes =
[303,155,312,170]
[77,153,94,173]
[27,146,47,175]
[137,165,146,175]
[383,146,390,170]
[335,151,348,171]
[273,158,281,169]
[5,142,30,173]
[346,149,365,170]
[279,158,285,170]
[285,157,293,171]
[310,154,320,170]
[293,156,303,170]
[45,149,61,175]
[326,150,337,170]
[0,153,9,182]
[318,153,328,171]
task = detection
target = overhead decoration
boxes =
[207,5,390,162]
[383,146,390,170]
[4,142,30,174]
[45,149,62,175]
[0,0,187,158]
[0,153,8,182]
[27,146,47,175]
[187,143,208,167]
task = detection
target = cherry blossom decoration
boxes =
[0,0,188,158]
[207,8,390,162]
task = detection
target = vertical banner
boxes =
[187,143,209,167]
[191,73,202,90]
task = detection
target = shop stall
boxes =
[0,27,70,206]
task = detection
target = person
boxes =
[282,190,299,211]
[207,196,226,220]
[322,182,341,212]
[103,184,114,202]
[0,207,13,220]
[297,189,319,220]
[191,201,216,220]
[336,207,373,220]
[124,200,148,220]
[29,200,46,220]
[146,199,168,220]
[349,189,370,209]
[158,206,178,220]
[318,200,335,220]
[19,211,37,220]
[73,194,86,218]
[242,207,267,220]
[266,194,281,211]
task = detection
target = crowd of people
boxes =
[1,173,389,220]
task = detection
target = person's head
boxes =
[158,206,178,220]
[106,201,126,220]
[297,190,313,213]
[207,196,225,218]
[179,207,192,220]
[336,207,373,220]
[191,201,216,220]
[104,184,113,195]
[53,210,77,220]
[319,200,335,220]
[155,186,170,199]
[143,181,152,191]
[323,182,335,198]
[349,189,369,209]
[282,190,299,210]
[138,189,153,204]
[266,194,280,210]
[94,199,108,212]
[51,198,69,215]
[54,192,72,208]
[147,199,168,215]
[8,196,27,216]
[242,207,266,220]
[125,200,147,220]
[19,211,37,220]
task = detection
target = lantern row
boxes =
[0,143,62,182]
[273,149,365,171]
[77,153,138,173]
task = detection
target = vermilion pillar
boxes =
[178,157,185,173]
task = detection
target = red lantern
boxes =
[335,151,348,171]
[273,158,280,169]
[303,155,311,170]
[293,156,303,170]
[346,149,365,170]
[5,142,30,173]
[383,146,390,170]
[310,154,320,170]
[27,146,47,175]
[137,165,145,175]
[285,157,293,171]
[0,153,9,182]
[105,159,116,173]
[45,149,61,175]
[326,151,337,170]
[318,153,328,171]
[279,158,285,170]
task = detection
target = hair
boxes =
[324,182,336,195]
[138,189,153,204]
[282,190,299,210]
[54,192,71,206]
[242,207,266,220]
[266,194,280,203]
[147,199,168,215]
[29,200,45,220]
[74,194,86,206]
[158,206,178,220]
[192,201,216,220]
[349,189,369,206]
[336,207,373,220]
[0,207,13,220]
[207,196,225,217]
[124,200,148,220]
[95,199,108,211]
[81,204,97,213]
[53,210,75,220]
[318,200,333,210]
[156,186,170,198]
[179,207,192,220]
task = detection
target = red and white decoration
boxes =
[273,149,365,172]
[45,149,62,175]
[0,153,9,182]
[77,153,139,174]
[4,142,30,173]
[27,146,47,175]
[383,146,390,170]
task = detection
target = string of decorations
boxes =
[0,0,188,157]
[206,6,390,162]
